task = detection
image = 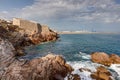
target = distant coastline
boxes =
[58,31,120,34]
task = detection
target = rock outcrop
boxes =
[12,18,58,44]
[0,38,16,70]
[0,18,71,80]
[0,38,72,80]
[67,74,81,80]
[1,55,72,80]
[91,66,112,80]
[0,18,58,55]
[109,54,120,64]
[91,52,120,66]
[29,25,58,44]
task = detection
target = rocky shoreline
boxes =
[0,18,58,56]
[0,18,72,80]
[0,37,72,80]
[0,18,120,80]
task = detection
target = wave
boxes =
[64,61,101,80]
[109,64,120,80]
[65,52,120,80]
[78,52,91,60]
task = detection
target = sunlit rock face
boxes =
[0,52,72,80]
[0,18,58,56]
[0,18,66,80]
[0,38,72,80]
[91,66,112,80]
[91,52,120,66]
[91,52,111,66]
[13,18,58,44]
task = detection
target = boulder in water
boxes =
[91,66,112,80]
[91,52,120,66]
[91,52,111,66]
[109,54,120,64]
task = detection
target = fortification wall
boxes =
[13,18,41,34]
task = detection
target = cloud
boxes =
[1,0,120,23]
[0,11,10,19]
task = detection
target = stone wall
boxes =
[12,18,58,44]
[13,18,20,26]
[13,18,41,34]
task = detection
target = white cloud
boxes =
[2,11,8,14]
[0,0,120,23]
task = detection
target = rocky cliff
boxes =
[0,18,58,55]
[0,19,73,80]
[12,18,58,44]
[0,38,72,80]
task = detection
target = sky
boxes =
[0,0,120,32]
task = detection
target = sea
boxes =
[21,34,120,80]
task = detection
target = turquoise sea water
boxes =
[20,34,120,79]
[23,34,120,61]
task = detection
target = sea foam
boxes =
[109,64,120,80]
[64,61,101,80]
[65,52,120,80]
[64,52,101,80]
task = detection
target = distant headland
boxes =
[58,31,120,34]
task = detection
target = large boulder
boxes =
[91,66,112,80]
[91,52,111,66]
[91,52,120,66]
[109,54,120,64]
[0,54,73,80]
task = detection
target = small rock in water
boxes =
[79,68,91,72]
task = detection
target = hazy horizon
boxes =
[0,0,120,33]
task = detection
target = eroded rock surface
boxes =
[0,53,72,80]
[0,19,69,80]
[91,52,120,66]
[0,18,58,56]
[91,66,112,80]
[0,38,72,80]
[0,38,16,79]
[12,18,58,44]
